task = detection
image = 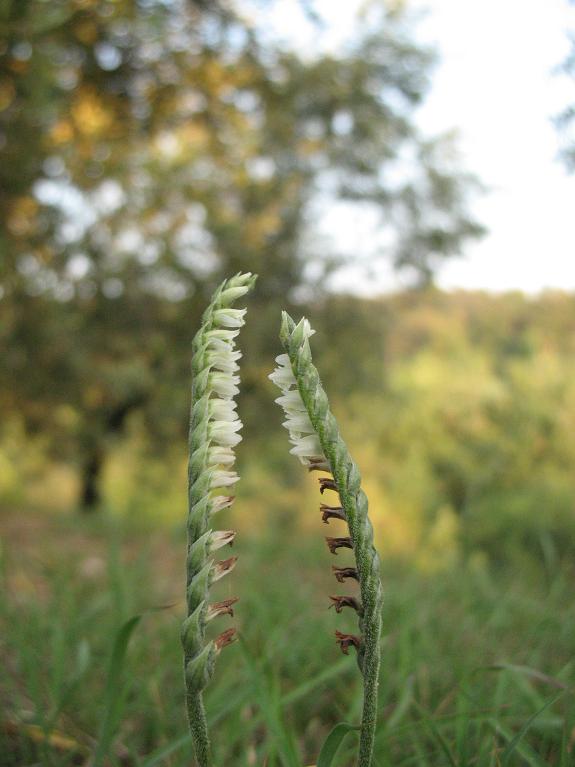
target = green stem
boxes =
[185,691,211,767]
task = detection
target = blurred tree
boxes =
[0,0,483,509]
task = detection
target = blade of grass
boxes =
[238,636,301,767]
[281,657,353,706]
[501,691,564,766]
[92,614,142,767]
[385,675,415,732]
[484,664,571,691]
[315,723,359,767]
[413,701,458,767]
[139,733,192,767]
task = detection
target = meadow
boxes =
[2,290,575,766]
[1,507,573,766]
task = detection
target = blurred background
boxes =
[1,1,575,765]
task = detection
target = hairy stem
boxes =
[185,692,211,767]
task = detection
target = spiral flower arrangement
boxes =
[270,312,384,767]
[183,272,257,767]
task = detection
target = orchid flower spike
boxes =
[269,312,383,767]
[183,272,257,767]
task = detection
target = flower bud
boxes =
[185,642,216,693]
[181,602,205,656]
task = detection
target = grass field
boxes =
[1,509,574,766]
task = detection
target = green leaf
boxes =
[485,663,571,691]
[316,722,359,767]
[92,615,142,767]
[501,691,564,766]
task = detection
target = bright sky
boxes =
[417,0,575,294]
[254,0,575,294]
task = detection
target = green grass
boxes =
[0,509,573,766]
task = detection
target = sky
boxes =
[253,0,575,294]
[417,0,575,294]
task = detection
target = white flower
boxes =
[212,308,247,329]
[207,349,242,374]
[289,433,323,458]
[211,495,235,514]
[210,469,240,489]
[268,355,296,391]
[270,346,327,468]
[208,446,236,466]
[210,398,238,421]
[282,412,315,433]
[209,419,243,448]
[209,529,236,551]
[211,373,240,398]
[204,331,240,352]
[274,391,307,413]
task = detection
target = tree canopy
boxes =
[0,0,484,508]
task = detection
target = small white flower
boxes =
[212,308,247,329]
[211,373,240,398]
[210,469,240,489]
[209,420,243,447]
[207,349,242,374]
[211,495,235,514]
[282,412,315,433]
[210,398,238,421]
[274,391,307,412]
[289,433,324,458]
[208,446,236,467]
[209,530,236,551]
[205,327,240,338]
[205,331,240,350]
[269,360,296,391]
[270,348,327,467]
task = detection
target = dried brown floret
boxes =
[325,536,353,555]
[320,504,346,523]
[335,630,361,655]
[332,566,359,583]
[214,627,237,651]
[318,477,338,494]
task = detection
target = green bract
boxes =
[270,312,384,767]
[184,272,257,767]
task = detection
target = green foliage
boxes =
[0,512,573,765]
[2,289,575,568]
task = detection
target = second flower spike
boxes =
[269,312,383,767]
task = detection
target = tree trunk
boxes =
[80,446,103,512]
